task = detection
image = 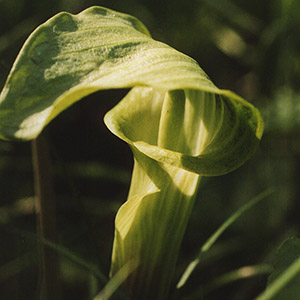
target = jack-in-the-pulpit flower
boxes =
[104,87,262,299]
[0,6,263,300]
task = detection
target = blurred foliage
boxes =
[0,0,299,299]
[261,237,300,300]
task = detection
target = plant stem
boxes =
[32,135,59,300]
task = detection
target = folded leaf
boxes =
[0,6,217,141]
[0,5,262,175]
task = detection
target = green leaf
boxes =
[0,5,263,175]
[183,264,272,300]
[0,6,216,141]
[10,229,107,284]
[93,259,138,300]
[256,237,300,300]
[0,7,261,148]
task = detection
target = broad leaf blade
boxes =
[0,6,216,141]
[0,6,263,177]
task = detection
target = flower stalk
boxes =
[32,135,60,300]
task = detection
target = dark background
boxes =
[0,0,300,299]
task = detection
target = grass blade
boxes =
[10,229,107,284]
[256,237,300,300]
[93,259,138,300]
[256,257,300,300]
[177,187,275,288]
[183,264,272,300]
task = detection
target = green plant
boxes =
[256,237,300,300]
[0,6,264,300]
